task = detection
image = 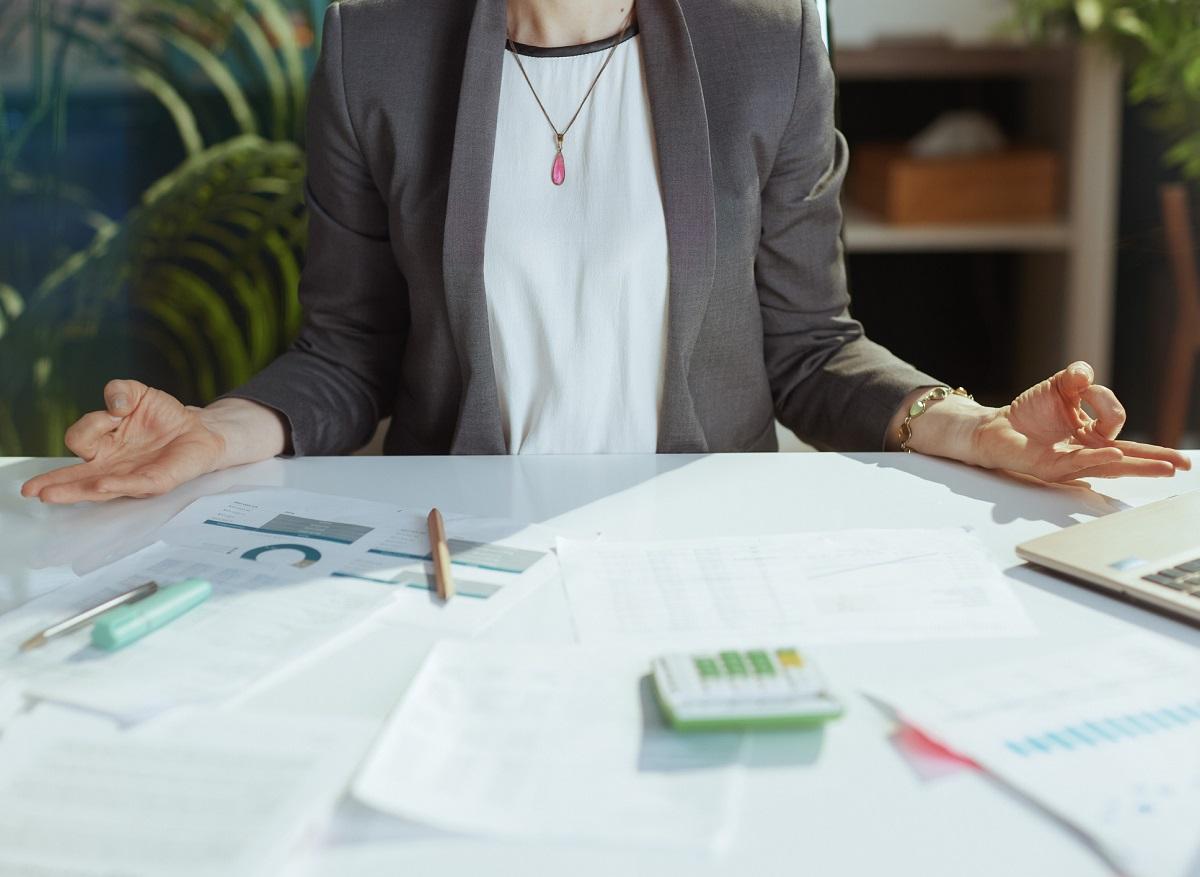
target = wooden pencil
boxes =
[427,507,456,602]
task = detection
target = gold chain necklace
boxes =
[505,9,635,187]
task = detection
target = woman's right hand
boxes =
[20,380,287,504]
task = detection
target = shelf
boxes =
[834,43,1074,81]
[843,206,1072,254]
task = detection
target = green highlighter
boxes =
[91,578,212,651]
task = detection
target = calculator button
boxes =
[748,651,775,675]
[776,648,804,668]
[694,657,721,679]
[720,651,748,675]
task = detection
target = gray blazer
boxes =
[230,0,938,455]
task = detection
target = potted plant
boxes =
[0,0,327,455]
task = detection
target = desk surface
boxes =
[2,453,1198,876]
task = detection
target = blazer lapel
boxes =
[443,0,507,455]
[639,0,717,453]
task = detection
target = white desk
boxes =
[2,453,1198,876]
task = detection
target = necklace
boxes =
[505,9,635,186]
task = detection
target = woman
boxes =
[21,0,1189,504]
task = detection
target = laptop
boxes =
[1016,490,1200,626]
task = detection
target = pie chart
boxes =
[240,543,322,569]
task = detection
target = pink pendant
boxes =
[551,151,566,186]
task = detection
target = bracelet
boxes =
[899,386,973,453]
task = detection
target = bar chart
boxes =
[1004,701,1200,757]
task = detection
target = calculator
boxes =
[651,647,844,731]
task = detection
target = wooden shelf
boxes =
[834,43,1074,81]
[828,42,1120,384]
[843,206,1072,253]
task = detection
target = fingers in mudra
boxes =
[1003,361,1187,481]
[63,410,123,461]
[20,380,222,504]
[1009,361,1123,446]
[55,379,150,463]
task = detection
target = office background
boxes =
[0,0,1196,456]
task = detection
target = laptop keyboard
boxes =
[1143,558,1200,596]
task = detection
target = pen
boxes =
[19,580,159,652]
[427,508,456,602]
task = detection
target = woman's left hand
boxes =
[907,362,1192,483]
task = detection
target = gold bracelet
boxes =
[899,386,973,453]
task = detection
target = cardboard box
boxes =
[848,145,1060,225]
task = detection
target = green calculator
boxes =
[652,647,844,731]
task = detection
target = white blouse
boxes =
[482,29,670,454]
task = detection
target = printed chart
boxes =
[156,488,559,633]
[206,511,373,545]
[240,544,323,568]
[1003,700,1200,758]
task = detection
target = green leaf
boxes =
[249,0,307,137]
[0,282,22,340]
[232,7,290,139]
[1075,0,1105,32]
[128,64,207,156]
[130,8,260,137]
[1110,8,1151,43]
[0,283,24,321]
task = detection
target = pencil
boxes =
[19,580,159,652]
[427,508,456,602]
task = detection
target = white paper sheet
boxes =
[0,542,395,722]
[868,633,1200,877]
[353,641,745,850]
[0,705,374,877]
[0,567,78,726]
[0,564,77,615]
[158,488,559,633]
[558,529,1034,645]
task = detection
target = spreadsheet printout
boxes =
[557,529,1034,645]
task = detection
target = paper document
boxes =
[868,633,1200,877]
[0,706,373,876]
[158,488,558,633]
[1,489,559,722]
[0,564,77,615]
[0,567,78,725]
[0,542,394,722]
[558,529,1033,645]
[353,642,745,850]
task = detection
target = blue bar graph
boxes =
[1004,701,1200,757]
